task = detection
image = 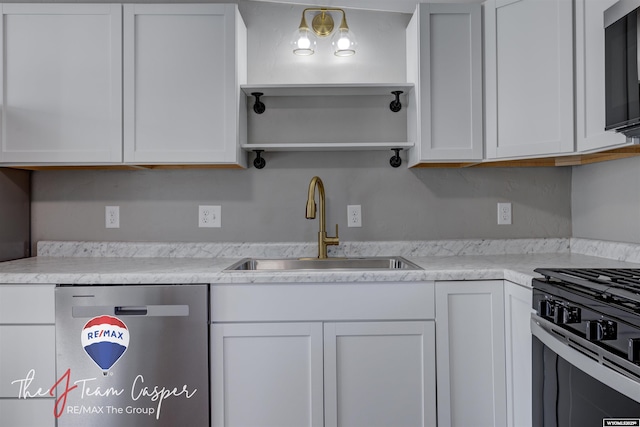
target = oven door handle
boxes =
[531,315,640,403]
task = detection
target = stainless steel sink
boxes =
[224,256,422,272]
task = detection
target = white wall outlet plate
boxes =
[497,202,512,225]
[199,205,221,228]
[347,204,362,228]
[105,206,120,229]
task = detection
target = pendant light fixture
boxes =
[290,12,317,56]
[291,8,357,57]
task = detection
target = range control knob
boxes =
[629,339,640,364]
[538,300,553,317]
[553,305,582,325]
[586,320,617,341]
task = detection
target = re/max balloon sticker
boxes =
[80,315,129,375]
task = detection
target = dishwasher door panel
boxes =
[55,284,209,427]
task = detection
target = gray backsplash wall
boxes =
[31,154,572,246]
[0,168,30,260]
[28,0,573,247]
[572,155,640,244]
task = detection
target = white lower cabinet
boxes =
[212,320,436,427]
[210,281,436,427]
[504,281,533,427]
[435,280,507,427]
[0,284,56,427]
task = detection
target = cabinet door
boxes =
[211,322,324,427]
[504,281,533,427]
[575,0,629,152]
[324,321,436,427]
[485,0,573,159]
[0,4,122,164]
[407,4,483,164]
[0,325,56,398]
[0,285,56,397]
[435,281,507,427]
[124,4,245,165]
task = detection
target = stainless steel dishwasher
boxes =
[54,284,209,427]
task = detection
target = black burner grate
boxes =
[534,268,640,313]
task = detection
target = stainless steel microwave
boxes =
[605,0,640,137]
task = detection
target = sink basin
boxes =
[224,257,422,272]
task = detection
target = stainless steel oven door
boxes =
[531,315,640,426]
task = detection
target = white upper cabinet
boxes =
[484,0,574,159]
[407,3,483,165]
[575,0,629,153]
[123,4,247,166]
[0,4,122,164]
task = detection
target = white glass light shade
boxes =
[291,27,317,56]
[331,28,356,56]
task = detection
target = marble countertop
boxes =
[1,238,639,287]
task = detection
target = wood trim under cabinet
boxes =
[412,144,640,168]
[4,145,640,170]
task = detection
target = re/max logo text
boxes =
[86,330,124,340]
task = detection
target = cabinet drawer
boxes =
[0,285,55,324]
[0,325,56,398]
[211,282,435,322]
[0,398,55,427]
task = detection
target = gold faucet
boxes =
[305,176,339,259]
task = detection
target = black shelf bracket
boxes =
[252,150,266,169]
[389,91,403,112]
[251,92,266,114]
[389,148,403,168]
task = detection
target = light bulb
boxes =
[331,28,356,57]
[291,27,317,56]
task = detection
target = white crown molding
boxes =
[245,0,419,13]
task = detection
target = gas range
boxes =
[532,268,640,375]
[531,268,640,423]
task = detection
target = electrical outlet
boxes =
[347,205,362,227]
[497,202,512,225]
[105,206,120,229]
[199,205,221,228]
